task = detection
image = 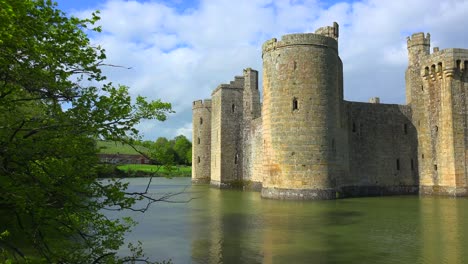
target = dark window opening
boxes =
[292,98,298,111]
[437,62,443,72]
[331,138,336,153]
[234,153,238,164]
[457,60,461,70]
[411,159,414,171]
[465,61,468,71]
[352,122,356,133]
[200,117,203,125]
[435,125,438,132]
[197,137,200,144]
[404,124,408,134]
[431,64,436,73]
[232,104,235,113]
[434,164,438,171]
[422,154,424,159]
[197,156,200,163]
[421,85,424,91]
[424,67,429,76]
[396,159,400,171]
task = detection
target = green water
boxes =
[116,177,468,264]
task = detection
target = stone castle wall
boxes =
[192,23,468,200]
[342,102,419,197]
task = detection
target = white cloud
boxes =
[72,0,468,140]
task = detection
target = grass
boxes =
[97,141,148,155]
[116,164,191,177]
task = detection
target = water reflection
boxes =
[420,197,467,264]
[111,178,468,264]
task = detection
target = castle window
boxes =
[352,122,356,133]
[422,154,424,159]
[197,156,200,163]
[234,153,238,164]
[434,164,438,171]
[421,85,424,91]
[435,125,438,132]
[437,62,443,72]
[457,60,462,70]
[331,138,336,153]
[396,159,400,171]
[465,61,468,71]
[411,159,414,171]
[232,104,235,113]
[200,117,203,125]
[431,64,436,73]
[292,98,298,111]
[424,67,429,76]
[404,124,408,135]
[197,137,200,144]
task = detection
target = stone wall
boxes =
[342,102,419,197]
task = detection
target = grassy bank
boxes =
[97,164,191,178]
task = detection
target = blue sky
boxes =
[51,0,468,141]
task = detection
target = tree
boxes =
[0,0,173,262]
[173,135,192,165]
[150,137,175,166]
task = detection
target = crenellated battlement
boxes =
[262,26,338,56]
[192,99,212,109]
[420,48,468,79]
[315,22,339,40]
[211,77,245,96]
[407,32,430,48]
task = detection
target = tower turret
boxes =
[407,33,430,66]
[261,23,346,200]
[192,99,212,183]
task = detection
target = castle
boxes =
[191,22,468,200]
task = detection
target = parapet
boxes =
[407,32,430,48]
[314,22,339,40]
[262,23,339,56]
[230,76,245,88]
[420,48,468,77]
[243,68,258,74]
[369,97,380,104]
[211,75,245,96]
[192,99,212,109]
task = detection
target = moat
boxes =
[113,177,468,263]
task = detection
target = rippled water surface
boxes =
[112,177,468,264]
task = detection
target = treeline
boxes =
[139,135,192,166]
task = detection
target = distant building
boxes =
[192,23,468,200]
[98,154,150,165]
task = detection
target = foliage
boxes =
[145,135,192,166]
[0,0,173,262]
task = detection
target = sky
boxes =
[54,0,468,141]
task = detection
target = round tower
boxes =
[192,99,212,184]
[261,28,344,200]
